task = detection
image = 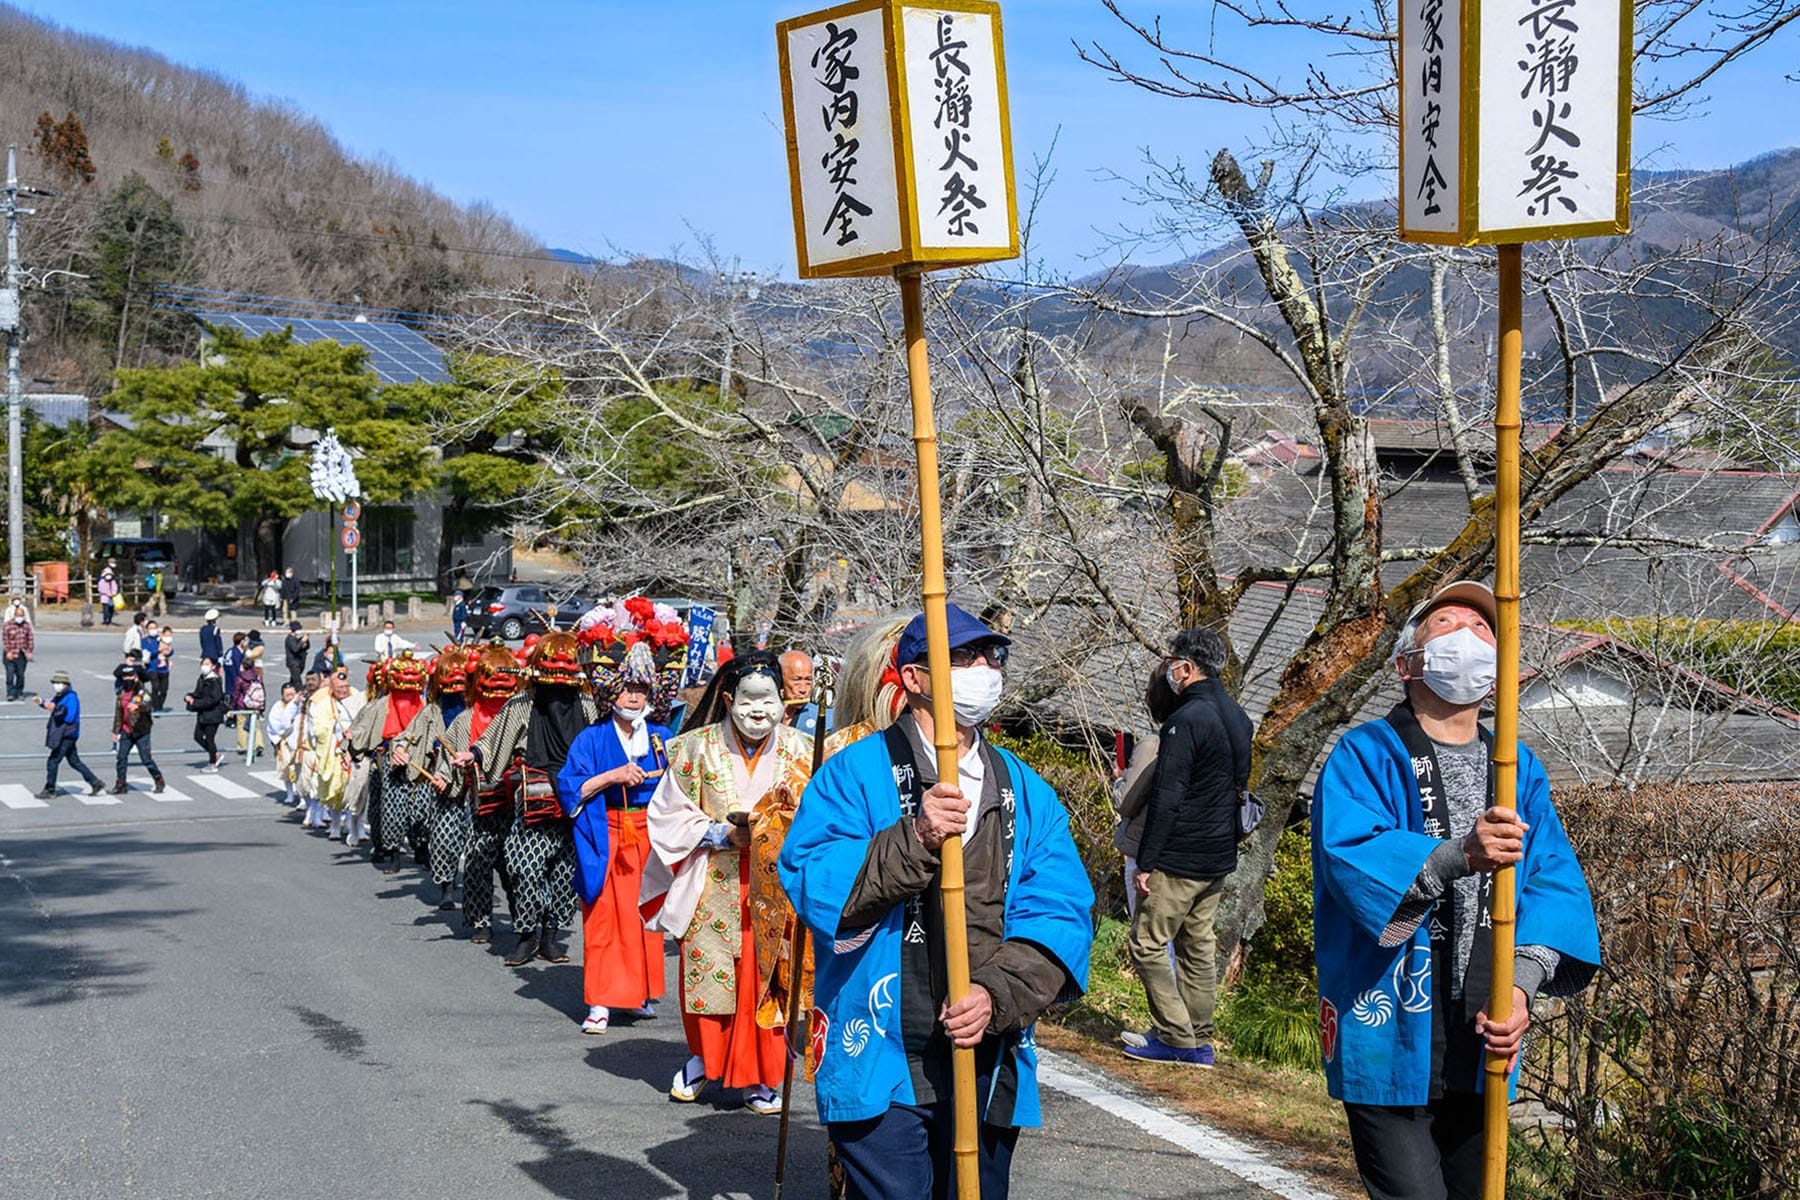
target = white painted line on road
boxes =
[130,783,192,802]
[0,784,49,809]
[187,773,260,800]
[248,770,282,789]
[76,790,122,806]
[1039,1051,1333,1200]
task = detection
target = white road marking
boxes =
[76,789,122,806]
[0,784,49,809]
[129,782,192,802]
[248,770,282,789]
[1038,1051,1333,1200]
[187,773,259,800]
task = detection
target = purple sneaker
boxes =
[1121,1035,1202,1066]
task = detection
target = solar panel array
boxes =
[191,311,452,385]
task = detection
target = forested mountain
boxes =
[0,3,546,394]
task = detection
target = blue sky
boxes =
[26,0,1800,279]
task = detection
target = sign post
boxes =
[777,5,1017,1196]
[1398,1,1630,1194]
[342,501,361,631]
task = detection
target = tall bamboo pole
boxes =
[898,266,980,1200]
[1482,242,1524,1200]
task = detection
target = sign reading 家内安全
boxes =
[1399,0,1630,245]
[778,0,1018,278]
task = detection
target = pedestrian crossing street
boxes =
[0,768,285,811]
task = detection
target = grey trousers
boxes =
[1128,870,1225,1049]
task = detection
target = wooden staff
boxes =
[774,664,834,1200]
[899,266,979,1200]
[1482,242,1524,1199]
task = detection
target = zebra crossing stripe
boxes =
[0,785,49,809]
[248,770,282,789]
[187,774,260,800]
[76,790,122,806]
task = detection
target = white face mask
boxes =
[52,682,67,694]
[616,703,648,729]
[949,665,1004,728]
[729,674,784,742]
[1165,666,1184,691]
[1414,627,1497,706]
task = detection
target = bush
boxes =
[1522,783,1800,1199]
[1217,978,1319,1070]
[1240,826,1315,990]
[989,729,1117,914]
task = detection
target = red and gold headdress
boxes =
[527,630,587,690]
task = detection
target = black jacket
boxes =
[284,633,308,677]
[279,575,300,603]
[187,674,228,726]
[1136,676,1254,881]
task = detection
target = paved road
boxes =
[0,627,1296,1199]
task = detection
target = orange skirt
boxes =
[679,859,785,1090]
[581,809,666,1009]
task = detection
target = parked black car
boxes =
[465,584,584,641]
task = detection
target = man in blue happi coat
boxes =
[1313,580,1599,1200]
[780,604,1093,1200]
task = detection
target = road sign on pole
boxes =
[341,527,360,552]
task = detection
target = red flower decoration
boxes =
[624,596,656,624]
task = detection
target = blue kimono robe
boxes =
[779,730,1094,1126]
[555,719,672,907]
[1312,719,1600,1105]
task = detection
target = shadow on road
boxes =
[0,829,265,1008]
[474,1097,677,1199]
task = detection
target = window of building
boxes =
[359,506,414,577]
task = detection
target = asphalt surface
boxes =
[0,625,1290,1200]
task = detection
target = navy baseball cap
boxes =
[895,603,1010,666]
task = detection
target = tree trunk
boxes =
[437,493,468,599]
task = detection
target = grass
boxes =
[1047,916,1360,1196]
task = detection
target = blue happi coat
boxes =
[779,729,1094,1126]
[555,718,671,906]
[1312,719,1600,1105]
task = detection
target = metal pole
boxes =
[350,547,358,631]
[5,146,26,599]
[717,258,738,405]
[1482,242,1524,1200]
[899,267,979,1200]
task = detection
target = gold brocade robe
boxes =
[661,721,812,1015]
[750,720,875,1077]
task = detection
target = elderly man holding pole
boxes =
[1311,581,1598,1200]
[780,604,1092,1200]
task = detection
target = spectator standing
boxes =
[284,620,309,690]
[198,609,224,666]
[122,610,147,658]
[145,622,173,712]
[144,566,166,617]
[232,645,267,757]
[450,590,468,642]
[111,662,164,794]
[98,563,120,626]
[310,629,343,677]
[3,599,34,701]
[1312,581,1599,1200]
[1123,628,1253,1068]
[185,656,228,771]
[279,567,300,624]
[37,669,104,797]
[1111,667,1183,1018]
[371,619,412,658]
[259,573,282,627]
[222,631,247,700]
[779,648,820,736]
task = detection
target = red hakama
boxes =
[581,808,667,1008]
[678,856,785,1089]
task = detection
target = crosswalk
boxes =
[0,768,286,813]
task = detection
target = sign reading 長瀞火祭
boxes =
[778,0,1018,278]
[1400,0,1630,245]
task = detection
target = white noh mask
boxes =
[729,673,784,742]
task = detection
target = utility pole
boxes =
[715,262,761,405]
[3,145,41,601]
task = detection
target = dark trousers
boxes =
[5,656,25,698]
[101,603,115,626]
[46,739,102,790]
[116,732,163,784]
[149,673,170,710]
[195,720,220,762]
[1343,1093,1485,1200]
[262,604,277,624]
[830,1099,1020,1200]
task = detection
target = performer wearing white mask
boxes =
[641,650,812,1115]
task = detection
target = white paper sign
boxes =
[900,7,1012,253]
[1476,0,1625,233]
[1398,0,1628,244]
[779,0,1018,277]
[784,9,905,271]
[1400,0,1463,236]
